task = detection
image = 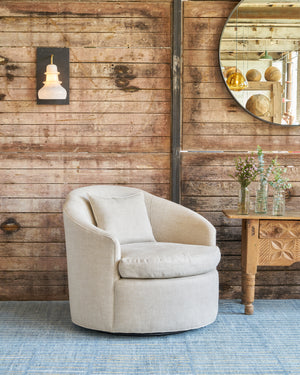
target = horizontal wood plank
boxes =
[0,243,66,257]
[0,32,170,48]
[0,228,64,243]
[183,98,258,123]
[0,47,171,63]
[183,51,219,67]
[0,137,170,153]
[0,152,170,169]
[184,82,230,99]
[183,67,223,83]
[184,1,237,18]
[184,33,221,50]
[0,214,63,229]
[183,135,300,151]
[184,17,226,35]
[182,181,300,198]
[0,16,170,33]
[181,152,300,166]
[182,165,299,181]
[0,168,170,184]
[0,2,171,18]
[0,183,170,199]
[182,196,299,213]
[0,122,170,137]
[0,285,68,300]
[0,271,67,285]
[0,113,170,125]
[1,62,171,78]
[0,77,171,90]
[0,89,171,102]
[1,0,172,2]
[0,101,170,113]
[183,122,300,136]
[0,257,67,271]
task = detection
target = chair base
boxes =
[71,271,219,334]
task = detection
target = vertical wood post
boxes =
[171,0,182,203]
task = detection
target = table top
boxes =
[223,209,300,220]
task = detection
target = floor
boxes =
[0,299,300,375]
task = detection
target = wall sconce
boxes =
[36,47,69,104]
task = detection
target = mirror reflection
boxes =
[219,0,300,125]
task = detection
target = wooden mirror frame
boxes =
[219,0,300,126]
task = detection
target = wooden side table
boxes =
[223,210,300,315]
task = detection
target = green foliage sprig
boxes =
[256,145,276,184]
[268,160,292,192]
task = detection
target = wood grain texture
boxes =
[181,148,300,299]
[0,2,171,18]
[0,101,171,113]
[1,63,171,78]
[0,0,172,300]
[0,32,171,48]
[0,16,171,33]
[184,1,237,18]
[0,153,170,169]
[0,47,171,63]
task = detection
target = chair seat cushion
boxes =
[119,242,220,279]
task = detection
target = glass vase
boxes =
[272,190,285,216]
[255,180,268,214]
[238,186,250,215]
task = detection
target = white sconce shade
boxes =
[38,55,67,100]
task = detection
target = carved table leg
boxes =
[242,273,256,315]
[241,219,259,315]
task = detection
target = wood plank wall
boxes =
[0,0,172,300]
[182,1,300,299]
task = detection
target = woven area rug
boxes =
[0,300,299,375]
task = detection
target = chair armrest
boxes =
[63,206,121,331]
[148,196,216,246]
[63,206,121,265]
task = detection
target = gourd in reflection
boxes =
[246,69,261,82]
[264,66,281,82]
[246,94,270,117]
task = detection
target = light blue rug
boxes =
[0,300,299,375]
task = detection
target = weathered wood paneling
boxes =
[0,0,171,300]
[181,152,300,299]
[182,1,300,299]
[182,0,300,152]
[181,150,300,299]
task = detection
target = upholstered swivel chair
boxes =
[63,185,220,334]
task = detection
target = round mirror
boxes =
[219,0,300,126]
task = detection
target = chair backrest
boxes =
[63,185,153,229]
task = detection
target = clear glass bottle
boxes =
[255,180,268,214]
[238,186,250,215]
[272,190,285,216]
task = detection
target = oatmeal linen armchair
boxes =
[63,185,220,334]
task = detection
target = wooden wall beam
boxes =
[171,0,182,203]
